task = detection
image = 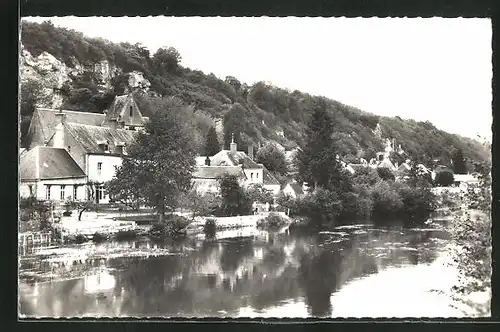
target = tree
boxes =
[245,183,274,205]
[20,79,48,148]
[223,103,247,150]
[111,97,197,223]
[152,47,182,74]
[255,142,288,176]
[452,149,467,174]
[434,170,454,187]
[218,174,252,216]
[204,126,221,156]
[106,161,145,210]
[295,100,349,192]
[377,167,395,181]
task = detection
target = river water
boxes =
[18,216,467,318]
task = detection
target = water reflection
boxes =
[19,223,453,318]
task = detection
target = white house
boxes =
[196,137,281,196]
[20,146,87,201]
[23,93,147,203]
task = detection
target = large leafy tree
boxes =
[111,97,197,222]
[295,100,348,192]
[218,174,252,216]
[452,148,467,174]
[223,103,247,150]
[204,126,220,156]
[106,160,145,211]
[255,142,288,176]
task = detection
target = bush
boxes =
[377,167,396,181]
[204,218,217,237]
[256,213,288,230]
[434,170,454,186]
[149,214,190,238]
[92,232,107,243]
[301,188,343,228]
[115,229,138,241]
[397,184,436,224]
[370,181,404,223]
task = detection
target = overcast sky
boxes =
[23,17,492,140]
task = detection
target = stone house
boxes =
[21,93,148,203]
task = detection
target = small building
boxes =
[453,174,479,188]
[192,166,247,194]
[20,146,87,201]
[282,182,304,199]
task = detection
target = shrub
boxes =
[397,184,436,224]
[434,170,454,187]
[352,167,380,187]
[377,167,396,181]
[149,214,190,238]
[256,213,288,230]
[301,188,343,228]
[166,215,190,234]
[74,234,88,244]
[115,229,138,241]
[370,181,404,223]
[92,232,107,243]
[204,218,217,237]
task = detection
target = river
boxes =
[18,215,468,318]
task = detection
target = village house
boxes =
[452,173,480,189]
[20,93,148,203]
[282,181,306,199]
[194,136,281,196]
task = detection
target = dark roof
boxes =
[105,94,148,126]
[65,123,137,153]
[193,166,247,180]
[33,108,106,143]
[288,183,304,195]
[259,164,280,185]
[20,146,86,180]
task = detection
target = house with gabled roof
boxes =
[19,146,87,200]
[196,136,281,196]
[22,93,148,203]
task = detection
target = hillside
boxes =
[20,20,490,169]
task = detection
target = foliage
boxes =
[218,174,253,216]
[19,197,52,231]
[295,100,350,192]
[204,126,221,156]
[370,181,404,223]
[204,218,217,237]
[351,167,380,187]
[452,148,467,174]
[377,167,395,181]
[434,170,455,187]
[112,97,197,222]
[255,142,288,176]
[179,190,221,218]
[21,20,489,167]
[245,183,274,204]
[300,188,343,228]
[449,162,491,316]
[106,162,145,210]
[256,213,288,230]
[149,215,190,238]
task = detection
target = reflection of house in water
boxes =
[84,269,116,294]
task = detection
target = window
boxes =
[129,105,133,117]
[28,185,33,197]
[256,172,259,179]
[73,186,78,200]
[67,146,71,153]
[97,162,102,176]
[60,185,65,200]
[250,172,253,179]
[45,185,51,200]
[96,185,105,201]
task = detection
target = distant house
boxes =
[20,146,87,200]
[192,166,247,194]
[282,182,304,199]
[196,137,281,196]
[23,93,148,203]
[453,174,479,188]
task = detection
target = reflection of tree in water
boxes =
[219,238,255,272]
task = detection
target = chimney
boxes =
[205,156,211,166]
[52,110,66,148]
[230,133,237,155]
[248,145,254,160]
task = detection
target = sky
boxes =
[23,17,492,140]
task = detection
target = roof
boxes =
[210,150,261,169]
[285,182,304,196]
[348,164,368,172]
[65,123,137,153]
[259,165,280,185]
[33,108,106,143]
[20,146,86,180]
[193,166,247,180]
[378,158,396,170]
[397,163,411,172]
[105,94,148,126]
